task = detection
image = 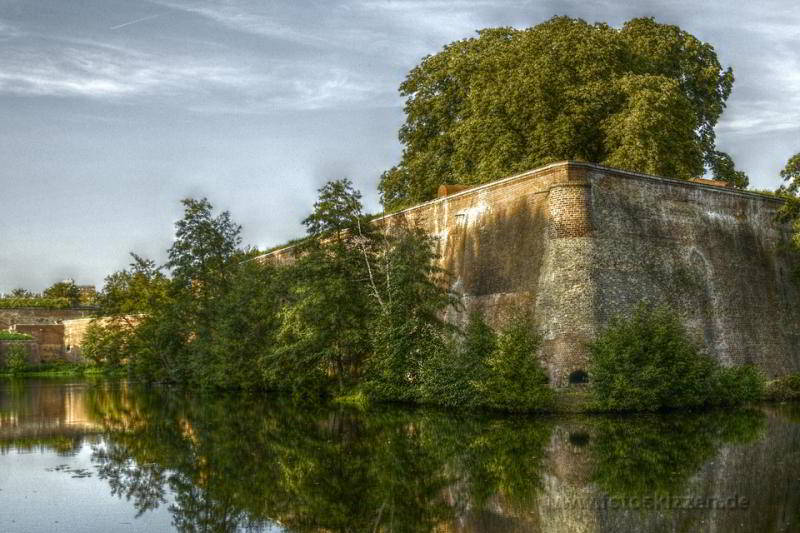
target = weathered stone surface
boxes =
[0,308,94,330]
[62,317,96,361]
[258,162,800,386]
[12,324,66,362]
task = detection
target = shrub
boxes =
[5,343,28,373]
[418,310,552,412]
[589,303,765,411]
[0,331,33,341]
[766,373,800,401]
[712,365,766,405]
[417,315,487,408]
[417,311,493,407]
[477,311,553,412]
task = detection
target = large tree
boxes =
[379,16,741,210]
[43,279,80,303]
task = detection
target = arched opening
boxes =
[568,369,588,385]
[569,431,590,447]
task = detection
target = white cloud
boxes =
[0,19,24,40]
[0,44,253,98]
[151,0,341,47]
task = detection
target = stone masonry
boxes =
[258,161,800,386]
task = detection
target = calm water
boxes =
[0,379,798,532]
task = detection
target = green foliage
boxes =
[0,297,71,309]
[5,343,28,373]
[477,311,553,412]
[589,410,765,498]
[0,331,32,341]
[780,152,800,195]
[207,260,287,390]
[707,150,749,188]
[95,254,168,317]
[80,319,135,368]
[167,197,242,290]
[266,180,374,395]
[779,152,800,252]
[417,311,492,407]
[379,16,735,209]
[367,224,458,402]
[43,280,80,304]
[9,288,32,298]
[714,365,766,405]
[766,373,800,402]
[589,303,765,411]
[418,310,552,412]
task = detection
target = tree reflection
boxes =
[0,380,782,531]
[588,409,766,498]
[82,385,555,531]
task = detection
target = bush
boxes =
[419,310,552,412]
[766,373,800,401]
[0,331,32,341]
[477,311,553,412]
[589,304,765,411]
[417,312,492,407]
[713,365,766,405]
[5,343,28,373]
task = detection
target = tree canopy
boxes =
[779,152,800,250]
[379,16,743,210]
[780,152,800,196]
[43,279,80,303]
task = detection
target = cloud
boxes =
[109,13,164,31]
[0,43,252,98]
[0,19,24,40]
[0,36,389,110]
[151,0,343,47]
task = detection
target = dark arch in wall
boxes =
[568,369,588,385]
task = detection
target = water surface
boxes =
[0,379,798,532]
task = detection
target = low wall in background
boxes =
[10,324,75,362]
[0,308,94,330]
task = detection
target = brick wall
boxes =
[255,161,800,385]
[12,324,65,362]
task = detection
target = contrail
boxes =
[109,13,163,30]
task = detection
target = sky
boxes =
[0,0,798,293]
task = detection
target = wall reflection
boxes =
[0,378,101,454]
[1,380,799,532]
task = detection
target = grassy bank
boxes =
[0,362,126,378]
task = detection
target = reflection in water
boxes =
[0,379,799,532]
[0,378,100,454]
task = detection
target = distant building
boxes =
[76,285,96,305]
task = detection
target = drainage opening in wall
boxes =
[568,369,588,385]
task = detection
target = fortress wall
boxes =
[259,162,800,385]
[587,166,800,378]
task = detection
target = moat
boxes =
[0,379,798,532]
